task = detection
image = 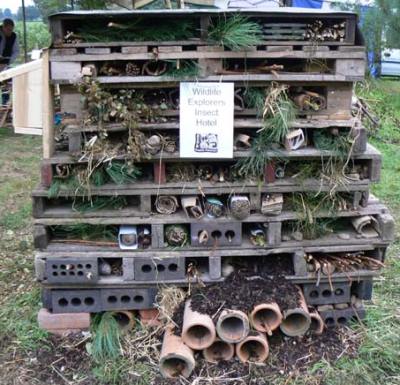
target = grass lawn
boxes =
[0,80,399,385]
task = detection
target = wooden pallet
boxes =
[35,245,387,288]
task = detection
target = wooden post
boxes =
[42,49,55,159]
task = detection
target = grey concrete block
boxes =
[134,257,185,281]
[320,307,366,328]
[101,288,157,310]
[45,258,99,284]
[351,280,373,300]
[303,282,351,305]
[52,289,101,313]
[191,222,242,247]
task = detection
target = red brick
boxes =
[139,309,161,327]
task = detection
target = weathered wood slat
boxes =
[33,202,388,224]
[49,49,365,62]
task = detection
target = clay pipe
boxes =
[236,332,269,363]
[203,338,234,363]
[159,327,195,379]
[309,311,325,335]
[250,302,283,336]
[280,286,311,337]
[110,310,135,331]
[181,300,216,350]
[216,309,250,343]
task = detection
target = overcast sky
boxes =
[1,0,35,13]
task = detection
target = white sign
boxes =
[179,82,234,158]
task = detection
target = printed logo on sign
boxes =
[179,82,234,159]
[194,133,218,153]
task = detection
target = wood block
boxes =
[302,45,329,52]
[34,225,50,249]
[266,45,293,52]
[264,162,276,183]
[351,126,367,154]
[139,195,152,215]
[68,132,82,153]
[335,59,365,78]
[121,46,148,54]
[154,162,166,184]
[38,308,90,336]
[197,45,224,52]
[85,47,111,54]
[151,224,164,248]
[158,46,183,53]
[51,48,77,56]
[32,197,45,218]
[209,255,221,280]
[249,192,261,211]
[292,250,308,276]
[368,157,381,182]
[60,87,83,119]
[376,213,395,242]
[51,62,81,81]
[267,222,281,246]
[41,163,53,187]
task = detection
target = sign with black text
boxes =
[179,82,234,158]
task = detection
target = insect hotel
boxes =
[33,8,394,377]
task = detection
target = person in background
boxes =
[0,18,19,70]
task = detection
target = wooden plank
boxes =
[33,202,389,225]
[49,49,366,62]
[85,47,111,54]
[42,50,55,159]
[51,62,81,81]
[51,73,363,85]
[0,59,43,82]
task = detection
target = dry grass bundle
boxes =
[155,286,186,327]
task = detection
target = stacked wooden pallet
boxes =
[34,9,393,340]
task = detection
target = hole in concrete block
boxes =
[85,264,92,269]
[52,264,58,269]
[71,297,81,306]
[168,263,178,272]
[108,295,118,303]
[322,290,332,298]
[334,288,344,296]
[52,272,58,276]
[157,264,166,272]
[211,230,222,239]
[134,295,144,303]
[121,295,130,303]
[61,271,67,276]
[58,298,68,307]
[325,317,335,327]
[60,264,66,270]
[84,297,94,305]
[69,271,75,276]
[338,317,347,324]
[77,271,83,276]
[142,264,152,273]
[225,230,235,242]
[309,290,319,298]
[77,264,83,269]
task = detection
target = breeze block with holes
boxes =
[302,282,351,305]
[319,306,366,327]
[45,288,157,313]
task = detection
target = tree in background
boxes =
[3,8,13,18]
[16,6,41,21]
[376,0,400,49]
[33,0,110,19]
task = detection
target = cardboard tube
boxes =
[236,332,269,363]
[309,311,325,335]
[203,338,234,363]
[216,310,250,343]
[182,300,216,350]
[160,327,195,379]
[280,287,311,337]
[250,303,283,335]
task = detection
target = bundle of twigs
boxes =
[304,20,346,42]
